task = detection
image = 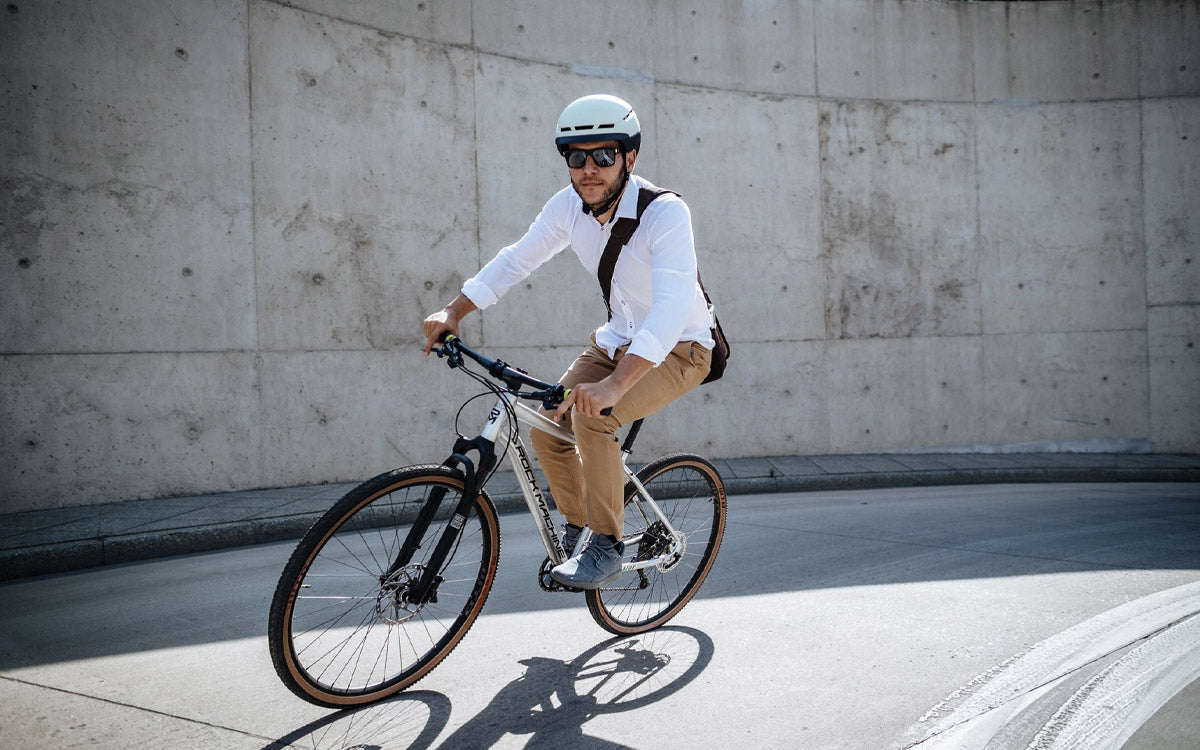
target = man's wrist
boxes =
[444,294,478,321]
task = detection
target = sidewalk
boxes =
[2,452,1198,581]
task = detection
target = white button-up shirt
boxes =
[462,175,716,366]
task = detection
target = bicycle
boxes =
[267,335,727,707]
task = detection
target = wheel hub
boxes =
[636,522,686,572]
[658,532,686,572]
[375,565,425,625]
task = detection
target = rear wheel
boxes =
[268,465,500,706]
[586,454,726,635]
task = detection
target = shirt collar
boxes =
[611,175,641,221]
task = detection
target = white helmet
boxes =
[554,94,641,155]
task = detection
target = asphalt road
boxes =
[2,482,1199,749]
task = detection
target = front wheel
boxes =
[586,454,726,635]
[268,465,500,707]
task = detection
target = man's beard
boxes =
[575,165,628,216]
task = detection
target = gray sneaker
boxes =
[550,535,625,590]
[561,523,583,557]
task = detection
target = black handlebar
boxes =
[436,334,620,416]
[435,334,613,416]
[436,334,568,409]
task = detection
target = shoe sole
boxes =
[549,568,622,591]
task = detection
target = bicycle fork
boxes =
[383,435,496,607]
[383,394,522,607]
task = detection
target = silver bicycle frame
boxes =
[480,392,681,570]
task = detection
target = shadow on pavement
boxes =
[264,690,451,750]
[261,626,713,750]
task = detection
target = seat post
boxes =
[620,418,645,454]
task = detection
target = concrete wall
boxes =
[2,0,1197,512]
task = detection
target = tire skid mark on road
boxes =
[900,580,1200,749]
[1026,613,1200,749]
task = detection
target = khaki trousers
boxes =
[529,339,711,538]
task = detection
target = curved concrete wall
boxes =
[2,0,1197,511]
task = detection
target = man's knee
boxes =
[572,413,621,442]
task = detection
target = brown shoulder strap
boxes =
[597,188,677,320]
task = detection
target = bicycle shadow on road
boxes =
[261,690,451,750]
[262,626,713,750]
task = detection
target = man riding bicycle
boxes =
[423,94,715,590]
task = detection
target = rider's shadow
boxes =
[439,626,715,749]
[263,626,713,750]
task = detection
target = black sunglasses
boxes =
[564,146,621,169]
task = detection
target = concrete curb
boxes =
[2,459,1197,582]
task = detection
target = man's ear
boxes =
[625,149,637,171]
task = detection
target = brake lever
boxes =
[540,385,612,416]
[435,344,462,368]
[540,385,567,411]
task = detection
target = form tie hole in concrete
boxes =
[18,258,32,269]
[175,48,188,61]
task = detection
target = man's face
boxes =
[565,140,636,210]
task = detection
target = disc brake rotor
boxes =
[375,565,425,625]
